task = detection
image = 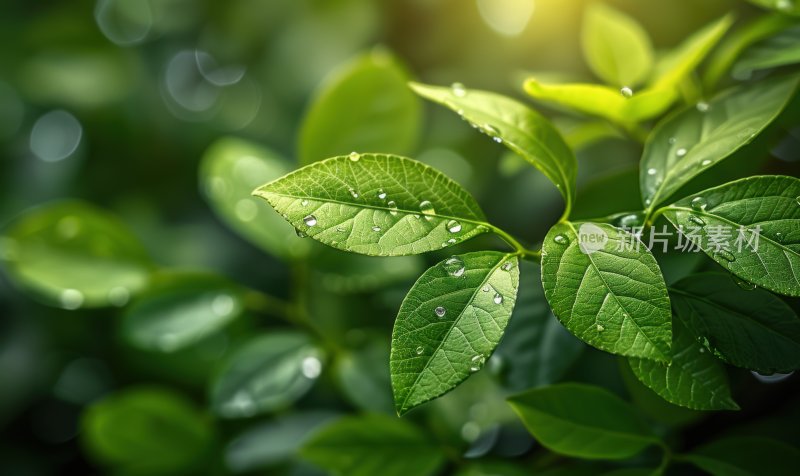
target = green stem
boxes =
[487,224,541,262]
[655,443,673,475]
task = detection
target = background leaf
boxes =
[734,24,800,78]
[582,3,654,87]
[628,318,739,411]
[299,414,446,476]
[210,332,325,418]
[541,222,672,362]
[254,154,489,256]
[661,175,800,297]
[298,50,421,165]
[391,251,519,415]
[410,82,577,212]
[121,272,245,353]
[670,273,800,373]
[746,0,800,16]
[641,75,799,208]
[0,200,153,309]
[335,339,394,413]
[508,383,659,460]
[683,436,800,476]
[81,387,213,475]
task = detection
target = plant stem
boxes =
[488,224,541,262]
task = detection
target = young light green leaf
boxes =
[391,251,519,415]
[683,436,800,476]
[628,318,739,411]
[734,25,800,78]
[82,387,212,475]
[746,0,800,16]
[508,383,660,460]
[410,82,577,214]
[200,137,312,260]
[670,273,800,373]
[121,272,245,353]
[541,222,672,362]
[582,3,654,87]
[253,154,489,256]
[641,76,799,208]
[210,332,325,418]
[0,200,153,309]
[298,51,420,165]
[299,414,446,476]
[661,176,800,297]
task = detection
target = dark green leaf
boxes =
[541,222,672,362]
[508,383,659,460]
[254,154,489,256]
[746,0,800,16]
[582,3,654,87]
[298,51,421,165]
[670,273,800,373]
[121,272,245,353]
[200,137,312,259]
[81,387,212,475]
[641,76,799,208]
[0,200,153,309]
[410,82,577,213]
[210,332,325,418]
[734,25,800,77]
[299,414,446,476]
[661,175,800,297]
[683,436,800,476]
[628,318,739,411]
[391,252,519,415]
[335,340,393,413]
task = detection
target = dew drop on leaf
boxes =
[434,306,446,318]
[696,101,710,112]
[618,214,641,228]
[554,234,569,245]
[349,188,359,199]
[469,354,485,372]
[387,200,398,216]
[419,200,435,220]
[372,226,381,232]
[493,293,503,304]
[691,196,708,211]
[482,285,490,292]
[647,168,658,176]
[502,261,513,271]
[688,215,706,227]
[734,276,756,291]
[415,346,424,355]
[676,148,688,157]
[668,137,677,145]
[444,256,466,277]
[301,356,322,379]
[620,86,633,98]
[377,188,387,200]
[596,324,605,332]
[295,229,308,238]
[714,250,736,263]
[60,289,84,310]
[700,159,712,167]
[348,151,360,162]
[301,199,309,207]
[303,215,317,227]
[447,219,462,233]
[451,82,467,97]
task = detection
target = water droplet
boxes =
[691,196,708,212]
[212,294,235,316]
[597,324,605,332]
[372,226,381,232]
[470,354,486,372]
[618,214,641,228]
[668,137,677,145]
[493,293,503,304]
[644,198,652,206]
[107,286,130,307]
[620,86,633,98]
[444,257,466,277]
[60,289,84,310]
[349,188,359,199]
[301,356,322,379]
[700,159,712,167]
[295,229,308,238]
[647,168,658,176]
[451,82,467,97]
[336,226,345,233]
[447,219,462,233]
[502,261,513,271]
[482,124,501,142]
[416,346,424,355]
[447,238,456,244]
[795,196,800,206]
[434,306,447,318]
[688,215,706,227]
[715,250,736,263]
[482,285,490,292]
[301,199,309,207]
[676,148,688,157]
[419,200,435,220]
[696,101,710,112]
[303,215,317,227]
[386,200,399,216]
[348,151,360,162]
[734,276,756,291]
[235,199,258,222]
[377,188,387,200]
[554,234,569,245]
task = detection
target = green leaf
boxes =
[335,340,394,413]
[541,222,672,362]
[582,3,654,87]
[200,137,312,260]
[254,154,489,256]
[508,383,659,460]
[225,411,339,472]
[210,332,325,418]
[669,273,800,373]
[312,251,423,294]
[683,436,800,476]
[661,175,800,297]
[391,251,519,415]
[299,414,446,476]
[409,83,577,213]
[628,318,739,411]
[746,0,800,16]
[0,200,153,309]
[734,25,800,78]
[298,50,421,165]
[121,272,245,353]
[454,461,531,476]
[81,387,212,475]
[641,76,799,208]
